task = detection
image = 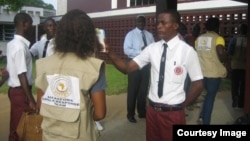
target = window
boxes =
[0,24,15,41]
[130,0,155,7]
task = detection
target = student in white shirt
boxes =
[30,17,56,59]
[6,12,36,141]
[123,15,155,123]
[104,10,203,141]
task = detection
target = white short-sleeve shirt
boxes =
[30,35,55,59]
[133,35,203,104]
[6,35,33,87]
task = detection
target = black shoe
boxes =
[127,117,137,123]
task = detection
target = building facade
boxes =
[62,0,250,117]
[57,0,247,62]
[0,5,56,55]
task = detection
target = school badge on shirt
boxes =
[174,66,183,75]
[42,74,80,109]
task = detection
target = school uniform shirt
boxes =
[123,27,155,59]
[133,35,203,105]
[30,35,55,59]
[6,35,33,87]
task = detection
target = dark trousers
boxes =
[231,69,246,107]
[127,64,150,118]
[146,105,186,141]
[8,87,30,141]
[199,77,221,124]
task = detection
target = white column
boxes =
[111,0,117,9]
[127,0,131,7]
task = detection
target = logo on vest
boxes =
[197,37,212,50]
[174,66,183,75]
[201,39,207,45]
[51,76,72,98]
[43,74,80,109]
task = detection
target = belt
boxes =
[10,86,32,89]
[149,100,183,112]
[10,86,22,89]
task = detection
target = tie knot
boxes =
[163,43,168,48]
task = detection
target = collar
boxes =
[160,35,180,50]
[14,35,30,47]
[135,27,144,33]
[40,34,55,41]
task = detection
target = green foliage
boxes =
[105,64,127,95]
[0,58,231,96]
[0,0,54,11]
[0,0,30,11]
[0,56,8,93]
[25,0,55,10]
[0,60,128,96]
[44,4,54,10]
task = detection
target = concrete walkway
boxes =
[0,91,244,141]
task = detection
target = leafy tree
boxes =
[44,4,54,10]
[0,0,31,11]
[0,0,54,11]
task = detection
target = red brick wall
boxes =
[67,0,112,13]
[94,15,157,63]
[93,8,248,64]
[180,9,247,44]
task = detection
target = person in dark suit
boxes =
[123,15,155,123]
[227,23,248,109]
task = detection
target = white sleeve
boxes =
[186,48,203,81]
[14,47,27,74]
[29,41,39,57]
[133,45,151,69]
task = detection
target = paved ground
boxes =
[0,91,245,141]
